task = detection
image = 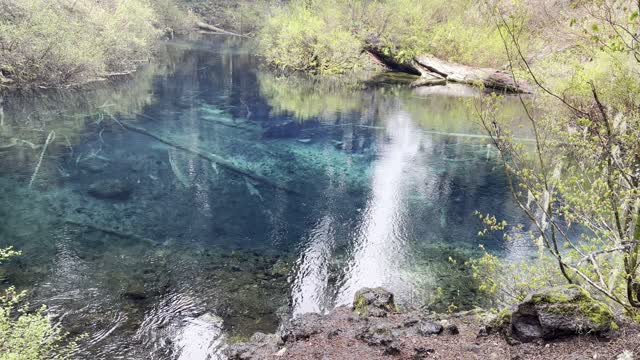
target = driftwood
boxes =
[413,55,531,93]
[120,119,298,194]
[196,22,248,38]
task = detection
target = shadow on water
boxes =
[0,35,533,359]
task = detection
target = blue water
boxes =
[0,36,531,359]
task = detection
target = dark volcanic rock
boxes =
[88,179,132,200]
[353,287,397,317]
[281,312,323,341]
[510,285,615,342]
[414,346,435,359]
[217,287,626,360]
[357,322,397,346]
[444,323,459,335]
[417,321,444,336]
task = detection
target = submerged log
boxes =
[0,138,18,151]
[65,219,158,246]
[120,120,298,194]
[413,55,531,94]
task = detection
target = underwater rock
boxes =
[122,282,147,301]
[226,332,282,360]
[88,179,132,200]
[353,287,397,317]
[509,285,616,342]
[270,259,290,278]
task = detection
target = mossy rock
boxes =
[353,287,397,317]
[510,285,616,342]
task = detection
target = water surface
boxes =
[0,36,531,359]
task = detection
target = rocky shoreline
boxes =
[227,287,639,360]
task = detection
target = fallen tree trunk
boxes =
[365,43,530,93]
[413,55,531,93]
[196,22,248,38]
[365,47,421,75]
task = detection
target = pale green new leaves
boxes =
[0,249,78,359]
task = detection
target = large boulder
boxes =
[353,287,397,317]
[509,285,616,342]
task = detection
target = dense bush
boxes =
[473,0,640,312]
[0,0,192,87]
[0,247,77,359]
[256,0,522,75]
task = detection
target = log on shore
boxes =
[365,47,421,75]
[365,43,530,93]
[413,55,531,94]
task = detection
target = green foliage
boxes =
[0,248,77,359]
[255,0,521,75]
[0,247,20,262]
[0,0,192,87]
[258,0,365,74]
[0,288,77,360]
[150,0,198,36]
[475,0,640,312]
[467,248,565,307]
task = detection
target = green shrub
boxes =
[151,0,198,35]
[258,1,367,74]
[0,0,172,87]
[0,247,78,359]
[255,0,520,75]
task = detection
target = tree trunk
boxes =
[413,55,531,93]
[364,43,531,93]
